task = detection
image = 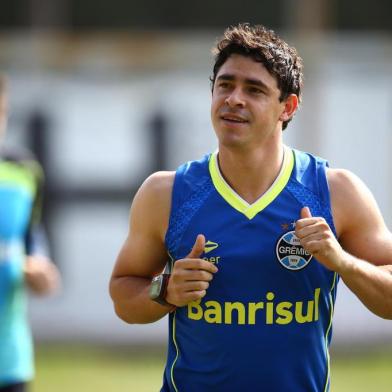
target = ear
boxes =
[279,94,299,122]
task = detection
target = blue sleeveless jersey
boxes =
[163,147,339,392]
[0,146,43,386]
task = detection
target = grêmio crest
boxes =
[276,231,312,270]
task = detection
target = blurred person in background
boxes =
[0,75,60,392]
[110,23,392,391]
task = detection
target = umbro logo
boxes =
[204,240,219,254]
[203,240,221,264]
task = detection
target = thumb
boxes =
[187,234,206,258]
[301,206,312,219]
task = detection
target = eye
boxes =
[248,86,263,94]
[218,81,231,89]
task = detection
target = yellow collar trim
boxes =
[209,146,294,220]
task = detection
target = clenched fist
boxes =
[295,207,348,273]
[166,234,218,307]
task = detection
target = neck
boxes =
[217,138,285,204]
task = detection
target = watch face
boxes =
[149,275,163,299]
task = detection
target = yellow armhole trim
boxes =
[323,272,338,392]
[167,252,179,392]
[209,147,294,220]
[170,312,179,392]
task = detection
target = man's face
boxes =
[211,54,287,149]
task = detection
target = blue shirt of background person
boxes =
[0,75,60,392]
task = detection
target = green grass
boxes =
[32,344,392,392]
[32,345,166,392]
[331,349,392,392]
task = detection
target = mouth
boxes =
[220,113,249,124]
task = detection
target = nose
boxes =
[224,88,245,108]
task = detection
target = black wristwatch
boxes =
[149,261,173,307]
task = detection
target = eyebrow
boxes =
[216,73,271,91]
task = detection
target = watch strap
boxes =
[152,273,172,307]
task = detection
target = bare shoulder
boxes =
[134,171,175,212]
[137,171,175,199]
[327,168,380,232]
[327,168,392,264]
[327,168,367,195]
[112,171,176,279]
[131,171,175,238]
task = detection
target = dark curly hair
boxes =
[211,23,303,130]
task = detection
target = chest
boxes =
[172,190,335,299]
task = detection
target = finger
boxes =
[184,281,210,292]
[301,206,312,219]
[301,239,325,255]
[297,217,329,236]
[181,269,215,281]
[184,290,207,302]
[296,223,322,239]
[186,234,206,258]
[300,232,325,246]
[296,211,322,230]
[176,259,218,274]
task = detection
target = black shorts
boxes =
[0,382,27,392]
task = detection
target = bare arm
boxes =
[109,172,218,324]
[109,172,175,324]
[24,226,60,295]
[296,169,392,319]
[24,174,61,295]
